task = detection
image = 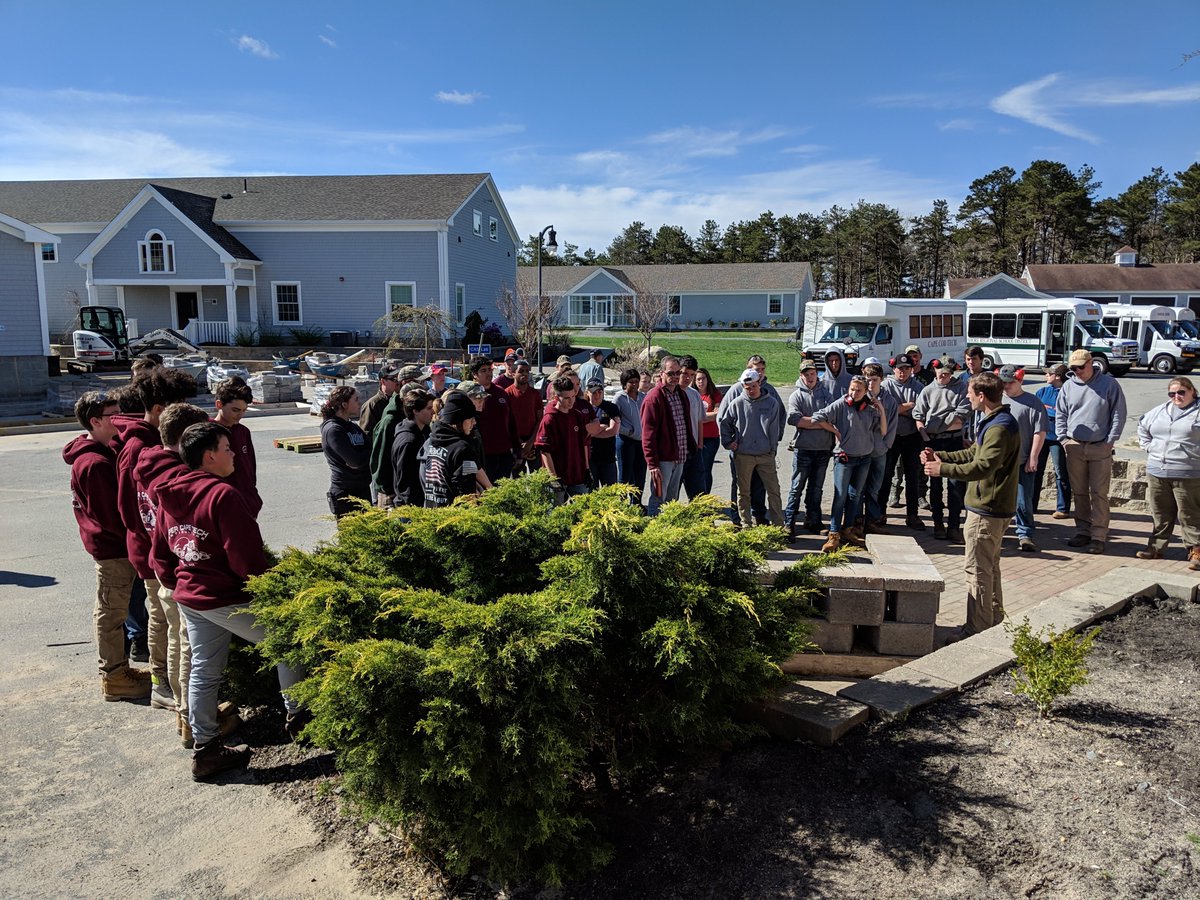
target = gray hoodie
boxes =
[786,380,836,452]
[719,390,786,456]
[821,349,852,396]
[812,396,880,458]
[1056,371,1127,444]
[871,388,898,458]
[913,379,970,434]
[1138,400,1200,478]
[1004,390,1049,463]
[879,375,923,437]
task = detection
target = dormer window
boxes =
[138,231,175,273]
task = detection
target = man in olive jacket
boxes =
[923,372,1020,637]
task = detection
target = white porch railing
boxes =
[182,320,233,345]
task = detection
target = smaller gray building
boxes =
[0,212,56,412]
[516,262,814,329]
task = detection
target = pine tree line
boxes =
[519,160,1200,297]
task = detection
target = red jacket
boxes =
[213,418,262,516]
[63,435,126,561]
[151,468,268,610]
[113,415,161,579]
[476,383,519,456]
[640,385,697,467]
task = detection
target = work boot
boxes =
[129,635,149,663]
[933,524,947,540]
[1088,540,1106,555]
[820,532,842,553]
[1067,534,1091,548]
[150,679,177,711]
[125,665,152,683]
[191,740,252,782]
[804,521,823,534]
[905,516,925,531]
[865,518,889,535]
[102,668,152,703]
[1189,547,1200,571]
[841,526,865,547]
[787,522,798,543]
[1135,547,1162,560]
[1051,510,1070,520]
[285,709,313,743]
[946,526,964,544]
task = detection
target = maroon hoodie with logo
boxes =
[62,434,126,561]
[212,418,262,516]
[151,468,268,611]
[135,444,188,581]
[112,415,162,579]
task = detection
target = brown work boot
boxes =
[125,665,152,683]
[841,526,865,546]
[821,532,842,553]
[191,740,252,782]
[1189,547,1200,571]
[1135,547,1162,560]
[101,668,152,702]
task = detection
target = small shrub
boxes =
[289,324,326,344]
[257,328,287,347]
[232,325,259,346]
[729,321,740,329]
[706,318,714,328]
[1007,617,1100,718]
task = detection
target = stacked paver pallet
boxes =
[248,372,303,404]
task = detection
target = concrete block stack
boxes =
[248,372,303,404]
[44,374,107,416]
[1039,456,1148,514]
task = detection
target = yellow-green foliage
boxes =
[246,472,829,885]
[1007,617,1100,718]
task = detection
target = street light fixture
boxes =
[535,224,558,374]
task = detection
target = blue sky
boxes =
[2,0,1198,252]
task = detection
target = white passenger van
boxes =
[801,298,967,372]
[1099,305,1199,374]
[964,298,1137,376]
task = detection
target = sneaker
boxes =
[917,497,931,511]
[803,521,823,535]
[191,740,252,782]
[150,680,177,711]
[933,525,948,540]
[1018,537,1037,552]
[888,492,902,509]
[180,714,194,750]
[1135,547,1162,560]
[285,709,313,743]
[905,516,926,532]
[1088,540,1106,555]
[101,668,152,703]
[1052,510,1070,520]
[821,533,842,553]
[129,635,149,664]
[1066,534,1092,548]
[1189,547,1200,571]
[946,527,964,544]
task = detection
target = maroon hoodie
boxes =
[212,418,262,516]
[63,434,126,561]
[135,444,188,582]
[151,468,268,610]
[112,415,161,578]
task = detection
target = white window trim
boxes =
[455,283,466,324]
[385,281,417,318]
[669,295,682,316]
[138,230,176,274]
[41,243,58,263]
[489,216,498,242]
[768,293,783,315]
[271,281,303,326]
[473,210,482,237]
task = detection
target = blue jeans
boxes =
[590,456,618,488]
[616,435,646,505]
[125,576,147,641]
[180,604,303,747]
[700,436,721,492]
[831,454,872,534]
[648,459,685,516]
[1036,440,1071,514]
[553,482,590,506]
[682,447,707,500]
[861,454,889,523]
[784,447,831,528]
[728,452,766,525]
[1014,465,1039,538]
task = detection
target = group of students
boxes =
[65,364,303,783]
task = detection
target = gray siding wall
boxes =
[1050,290,1187,307]
[571,270,632,296]
[93,199,226,281]
[123,285,173,333]
[42,232,94,340]
[447,181,518,329]
[234,267,255,282]
[677,293,797,324]
[201,286,228,324]
[233,230,441,333]
[965,281,1043,300]
[0,231,43,356]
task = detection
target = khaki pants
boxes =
[94,558,136,675]
[1063,439,1113,542]
[1146,474,1200,552]
[735,452,784,527]
[144,577,168,683]
[158,585,191,717]
[964,512,1007,634]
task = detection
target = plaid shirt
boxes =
[665,388,689,459]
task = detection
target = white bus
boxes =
[801,298,967,372]
[1175,308,1200,342]
[964,298,1137,376]
[1099,304,1199,374]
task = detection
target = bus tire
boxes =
[1110,365,1131,378]
[981,354,995,370]
[1151,354,1176,375]
[1091,354,1110,374]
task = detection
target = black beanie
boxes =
[440,391,477,426]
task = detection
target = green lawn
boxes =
[571,330,800,384]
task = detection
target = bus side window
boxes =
[993,314,1016,339]
[1018,314,1040,339]
[1143,329,1153,352]
[876,324,892,344]
[968,313,991,339]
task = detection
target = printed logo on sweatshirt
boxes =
[138,489,155,531]
[168,524,211,565]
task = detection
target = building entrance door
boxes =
[175,291,198,329]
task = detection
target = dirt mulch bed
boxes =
[246,595,1200,898]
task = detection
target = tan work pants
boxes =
[1146,474,1200,552]
[735,452,784,527]
[144,577,168,683]
[1063,439,1113,543]
[158,585,191,717]
[964,512,1007,635]
[94,558,136,675]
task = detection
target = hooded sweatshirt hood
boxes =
[112,416,162,578]
[63,434,125,560]
[822,349,852,396]
[133,444,187,535]
[150,467,267,609]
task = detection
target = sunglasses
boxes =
[1069,365,1087,372]
[1168,390,1191,398]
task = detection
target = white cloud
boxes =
[435,90,486,105]
[991,73,1099,143]
[937,118,977,131]
[779,143,826,155]
[235,35,278,60]
[643,125,789,158]
[1080,84,1200,105]
[318,35,337,49]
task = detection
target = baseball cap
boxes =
[904,344,920,355]
[862,356,881,366]
[429,364,447,375]
[893,354,915,369]
[397,364,423,381]
[936,355,960,372]
[378,363,400,381]
[739,368,761,384]
[504,350,518,361]
[591,348,604,358]
[1068,349,1093,368]
[556,354,572,366]
[799,360,817,372]
[456,381,487,400]
[997,364,1021,383]
[514,359,531,371]
[1048,363,1069,378]
[586,378,604,390]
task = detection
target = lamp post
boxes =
[535,224,557,374]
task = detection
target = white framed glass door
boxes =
[594,296,611,327]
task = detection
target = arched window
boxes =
[138,230,175,273]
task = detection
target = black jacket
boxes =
[321,417,371,497]
[391,419,430,506]
[419,422,480,507]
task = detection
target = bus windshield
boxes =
[819,322,876,343]
[1177,319,1200,339]
[1148,320,1175,339]
[1077,319,1115,340]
